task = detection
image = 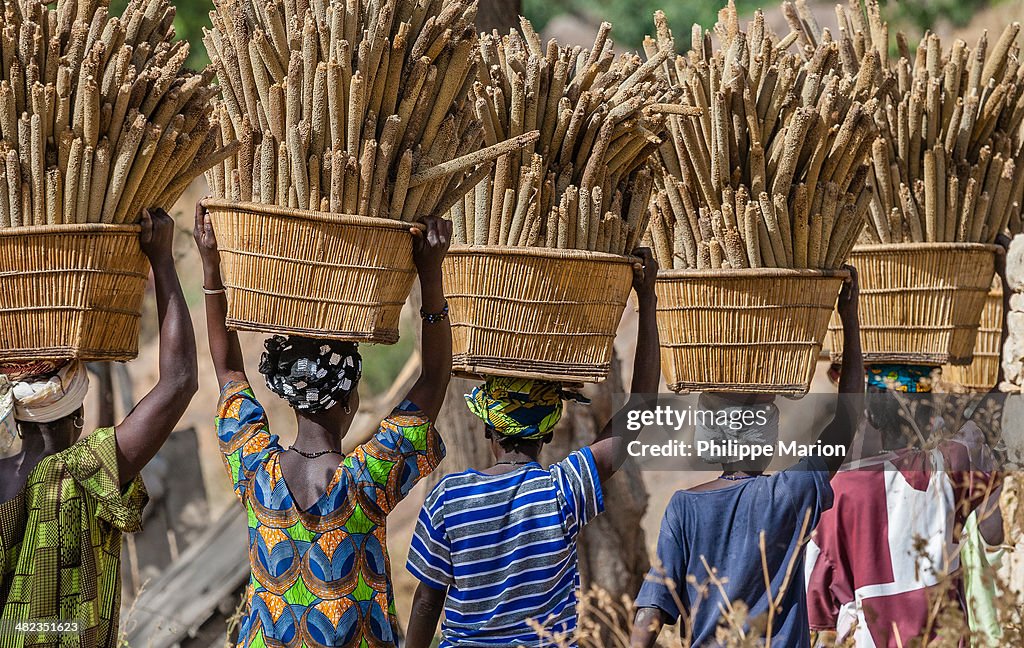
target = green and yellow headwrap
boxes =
[465,377,573,440]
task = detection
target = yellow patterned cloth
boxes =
[0,427,148,648]
[464,377,566,440]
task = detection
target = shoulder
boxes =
[380,399,435,434]
[550,447,598,477]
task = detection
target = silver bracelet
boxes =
[203,287,226,295]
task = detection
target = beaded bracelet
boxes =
[420,301,449,324]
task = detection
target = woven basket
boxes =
[0,224,149,362]
[205,199,418,344]
[941,283,1003,391]
[656,268,847,394]
[442,246,634,383]
[827,243,998,366]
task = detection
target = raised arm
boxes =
[994,236,1010,388]
[195,200,247,387]
[114,209,199,485]
[404,217,453,423]
[819,266,863,476]
[590,248,661,483]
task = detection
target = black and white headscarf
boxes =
[258,336,362,413]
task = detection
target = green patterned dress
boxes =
[0,427,148,648]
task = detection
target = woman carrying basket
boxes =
[194,201,453,648]
[0,209,198,648]
[404,248,661,647]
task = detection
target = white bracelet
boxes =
[203,287,226,295]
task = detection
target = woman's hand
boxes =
[837,264,859,325]
[193,199,220,268]
[139,208,175,263]
[411,217,452,276]
[631,247,658,303]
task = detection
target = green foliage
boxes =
[881,0,992,32]
[108,0,211,69]
[358,325,415,397]
[521,0,761,52]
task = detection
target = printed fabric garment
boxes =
[804,425,997,648]
[406,448,604,647]
[635,457,833,648]
[960,511,1003,645]
[217,380,444,648]
[0,427,148,648]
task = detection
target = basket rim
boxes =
[657,267,850,279]
[851,242,1003,254]
[202,198,425,232]
[445,244,637,264]
[0,223,142,236]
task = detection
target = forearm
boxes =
[820,317,862,471]
[408,269,452,420]
[203,261,246,385]
[418,270,451,379]
[154,258,198,399]
[406,586,445,648]
[114,257,197,483]
[591,293,660,481]
[630,608,664,648]
[630,294,660,395]
[996,287,1011,385]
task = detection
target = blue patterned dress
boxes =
[216,381,445,648]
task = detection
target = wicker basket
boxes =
[941,282,1003,391]
[827,243,998,366]
[442,246,634,383]
[205,199,418,344]
[0,224,149,362]
[656,268,847,394]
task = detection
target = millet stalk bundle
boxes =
[788,1,1024,243]
[646,4,880,270]
[449,18,678,255]
[206,0,533,221]
[0,0,224,229]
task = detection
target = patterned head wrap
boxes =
[694,393,780,464]
[258,336,362,414]
[0,361,90,451]
[866,364,934,393]
[465,377,588,440]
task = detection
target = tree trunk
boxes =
[476,0,522,34]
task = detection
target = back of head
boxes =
[258,335,362,414]
[1,361,90,451]
[865,365,936,451]
[466,377,586,454]
[695,392,779,472]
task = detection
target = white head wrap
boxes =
[694,393,780,464]
[0,361,89,450]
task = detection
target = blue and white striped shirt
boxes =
[407,448,604,647]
